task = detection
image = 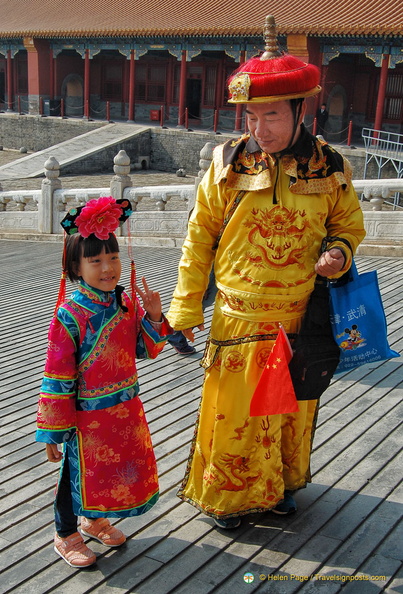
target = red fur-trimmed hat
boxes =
[228,15,321,104]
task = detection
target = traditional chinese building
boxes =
[0,1,402,141]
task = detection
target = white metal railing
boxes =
[362,128,403,161]
[362,128,403,209]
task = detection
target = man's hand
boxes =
[314,248,345,277]
[182,325,205,342]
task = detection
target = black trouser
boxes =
[54,450,78,538]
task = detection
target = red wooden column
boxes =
[177,49,187,127]
[23,38,51,114]
[128,49,135,122]
[6,50,13,112]
[165,58,174,123]
[49,50,55,100]
[374,53,390,134]
[234,50,245,132]
[84,49,90,118]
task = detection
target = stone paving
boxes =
[0,123,154,180]
[0,148,196,192]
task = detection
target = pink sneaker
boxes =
[80,517,126,547]
[54,532,96,567]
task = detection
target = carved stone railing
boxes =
[125,185,193,212]
[353,179,403,211]
[0,150,194,246]
[0,189,41,233]
[0,190,39,211]
[0,146,402,252]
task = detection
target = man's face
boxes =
[245,100,306,154]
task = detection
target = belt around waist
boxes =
[216,282,312,322]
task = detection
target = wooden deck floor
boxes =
[0,240,402,594]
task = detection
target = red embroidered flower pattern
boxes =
[75,196,122,240]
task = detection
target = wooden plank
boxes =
[0,240,402,594]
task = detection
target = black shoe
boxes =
[214,516,241,529]
[171,343,196,355]
[271,490,297,515]
[168,331,196,355]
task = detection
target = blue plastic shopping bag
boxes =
[329,261,399,373]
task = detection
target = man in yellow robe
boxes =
[167,16,366,529]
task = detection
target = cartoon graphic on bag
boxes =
[339,324,366,350]
[329,261,399,373]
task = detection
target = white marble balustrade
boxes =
[0,148,402,251]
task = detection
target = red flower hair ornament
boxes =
[60,196,133,240]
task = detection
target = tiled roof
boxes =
[0,0,402,39]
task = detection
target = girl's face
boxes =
[76,247,121,292]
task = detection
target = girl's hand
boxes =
[135,276,162,322]
[46,443,62,463]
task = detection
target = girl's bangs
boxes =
[82,234,120,258]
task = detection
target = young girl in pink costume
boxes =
[36,197,172,567]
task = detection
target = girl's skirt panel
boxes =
[64,396,159,518]
[177,294,319,519]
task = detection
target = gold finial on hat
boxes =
[260,15,282,61]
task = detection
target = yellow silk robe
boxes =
[168,130,366,519]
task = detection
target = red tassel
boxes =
[53,271,67,316]
[130,260,136,304]
[53,234,68,316]
[125,218,137,305]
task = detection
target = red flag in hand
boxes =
[250,325,299,417]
